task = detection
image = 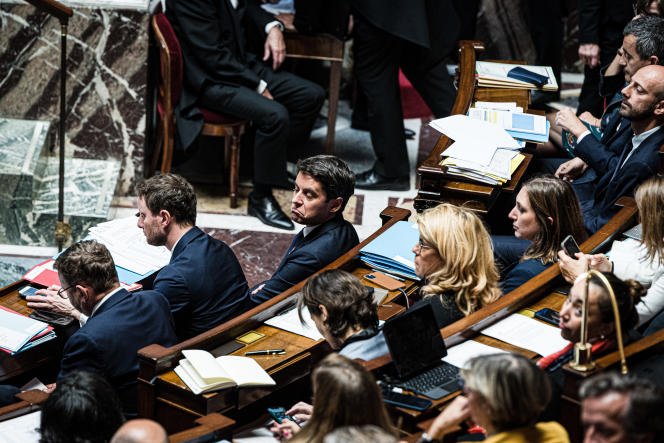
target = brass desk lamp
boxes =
[569,270,629,375]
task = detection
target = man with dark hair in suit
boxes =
[166,0,325,231]
[250,155,359,305]
[555,64,664,233]
[27,174,251,341]
[135,173,251,339]
[351,0,459,191]
[55,241,178,414]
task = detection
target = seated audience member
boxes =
[28,174,251,341]
[298,269,388,360]
[323,425,397,443]
[414,203,501,326]
[493,176,587,294]
[111,419,168,443]
[579,372,664,443]
[250,155,359,305]
[271,353,396,442]
[420,353,569,442]
[541,15,664,157]
[556,65,664,233]
[40,371,124,443]
[539,272,644,375]
[166,0,325,230]
[559,176,664,327]
[55,240,177,413]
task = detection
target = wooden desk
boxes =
[415,40,533,216]
[0,281,65,385]
[137,206,413,432]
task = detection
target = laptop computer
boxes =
[383,302,461,399]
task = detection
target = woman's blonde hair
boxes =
[521,176,587,263]
[635,176,664,266]
[417,203,501,316]
[290,354,395,443]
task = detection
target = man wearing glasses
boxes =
[28,240,177,414]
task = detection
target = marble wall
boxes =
[0,1,151,196]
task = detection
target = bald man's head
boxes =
[110,419,168,443]
[620,64,664,122]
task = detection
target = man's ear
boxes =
[327,197,343,215]
[158,209,173,227]
[654,99,664,117]
[319,304,329,322]
[547,216,554,225]
[649,55,659,65]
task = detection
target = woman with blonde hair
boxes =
[560,175,664,326]
[271,353,396,442]
[413,203,501,324]
[493,175,587,293]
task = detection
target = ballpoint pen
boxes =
[245,349,286,356]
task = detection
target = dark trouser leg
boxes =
[353,15,408,178]
[578,65,604,117]
[401,46,455,119]
[253,63,325,160]
[199,83,290,188]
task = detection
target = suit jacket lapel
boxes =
[222,0,246,62]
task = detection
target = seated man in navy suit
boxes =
[555,65,664,233]
[135,174,251,339]
[55,240,178,414]
[249,155,359,305]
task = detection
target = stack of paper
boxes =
[475,61,558,91]
[0,306,55,355]
[430,115,525,186]
[87,217,171,283]
[359,221,420,280]
[468,106,550,143]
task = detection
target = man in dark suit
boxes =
[166,0,325,230]
[556,65,664,233]
[55,240,178,414]
[136,174,251,339]
[250,155,359,305]
[351,0,459,190]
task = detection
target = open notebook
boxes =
[174,350,276,395]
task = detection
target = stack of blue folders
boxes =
[359,221,420,281]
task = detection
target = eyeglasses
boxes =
[415,239,434,255]
[56,285,75,299]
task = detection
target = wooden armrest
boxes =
[169,413,235,442]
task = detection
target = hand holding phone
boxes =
[267,407,294,424]
[561,235,581,257]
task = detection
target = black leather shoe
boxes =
[248,192,294,230]
[355,169,410,191]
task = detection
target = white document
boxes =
[0,410,41,443]
[481,314,569,357]
[474,101,522,112]
[443,340,509,369]
[0,310,48,353]
[430,115,521,166]
[264,306,324,341]
[87,216,171,275]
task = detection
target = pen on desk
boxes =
[245,349,286,356]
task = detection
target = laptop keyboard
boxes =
[400,363,460,394]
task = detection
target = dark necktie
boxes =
[609,138,634,183]
[288,231,305,255]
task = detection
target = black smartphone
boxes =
[267,407,294,424]
[19,286,41,298]
[382,389,432,411]
[561,234,581,257]
[534,308,560,327]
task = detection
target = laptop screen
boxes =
[383,302,447,379]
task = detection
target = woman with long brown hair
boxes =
[493,175,587,293]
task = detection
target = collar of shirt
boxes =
[632,125,660,151]
[89,286,124,319]
[302,224,319,237]
[230,0,238,9]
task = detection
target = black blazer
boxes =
[250,216,359,305]
[166,0,274,149]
